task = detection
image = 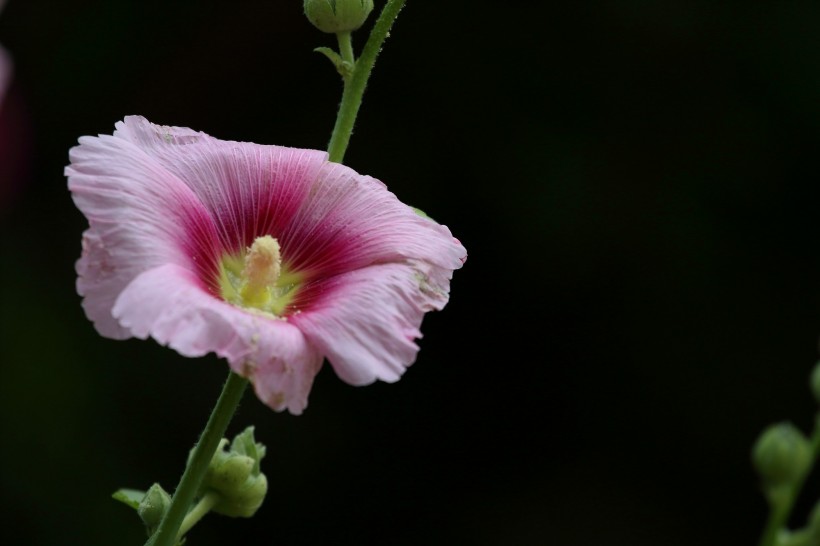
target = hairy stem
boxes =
[146,372,248,546]
[326,0,407,163]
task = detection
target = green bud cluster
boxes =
[304,0,374,33]
[200,427,268,518]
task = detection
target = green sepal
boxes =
[112,488,146,510]
[231,426,266,475]
[313,47,354,79]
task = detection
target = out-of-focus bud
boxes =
[304,0,375,34]
[752,422,812,489]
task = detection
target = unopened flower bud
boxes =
[304,0,374,34]
[201,427,269,518]
[138,483,171,532]
[753,422,812,488]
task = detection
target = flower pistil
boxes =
[219,236,300,317]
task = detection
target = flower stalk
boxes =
[326,0,407,163]
[146,372,248,546]
[142,2,411,543]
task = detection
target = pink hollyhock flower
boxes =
[66,116,466,414]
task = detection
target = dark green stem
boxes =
[326,0,407,163]
[145,372,248,546]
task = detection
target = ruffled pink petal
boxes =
[112,116,328,253]
[76,231,130,339]
[112,264,323,413]
[114,116,464,281]
[280,161,466,280]
[292,260,456,386]
[67,128,223,336]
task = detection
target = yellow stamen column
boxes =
[240,236,282,308]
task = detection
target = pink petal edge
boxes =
[112,264,323,414]
[293,259,456,386]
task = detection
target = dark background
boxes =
[2,1,820,544]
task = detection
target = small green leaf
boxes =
[313,47,355,79]
[112,488,145,510]
[314,46,344,66]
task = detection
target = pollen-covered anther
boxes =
[240,235,281,306]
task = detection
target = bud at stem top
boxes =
[304,0,375,33]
